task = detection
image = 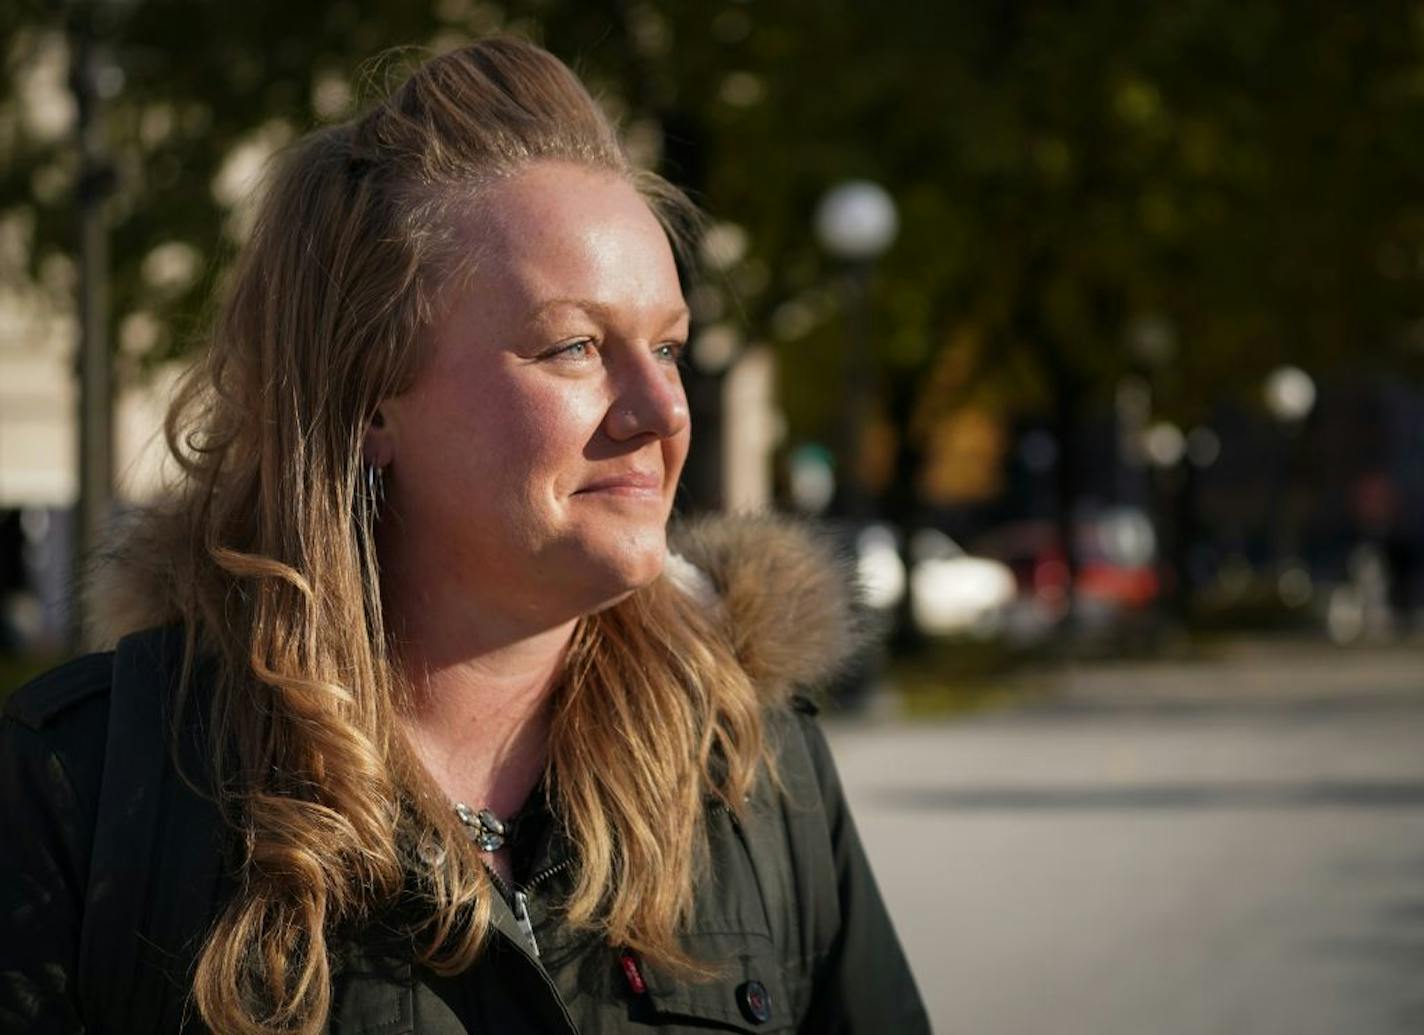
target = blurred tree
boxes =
[4,0,1424,534]
[661,1,1424,605]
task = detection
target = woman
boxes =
[0,37,929,1034]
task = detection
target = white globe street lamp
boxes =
[814,180,899,261]
[1142,421,1186,468]
[1263,365,1317,423]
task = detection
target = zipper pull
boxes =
[512,889,540,959]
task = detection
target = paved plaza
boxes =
[829,642,1424,1035]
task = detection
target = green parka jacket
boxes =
[0,517,931,1034]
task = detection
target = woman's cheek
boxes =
[520,381,607,441]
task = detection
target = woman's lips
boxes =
[573,471,663,497]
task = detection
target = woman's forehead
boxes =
[448,162,684,322]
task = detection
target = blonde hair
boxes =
[144,38,765,1035]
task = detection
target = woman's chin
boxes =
[574,535,668,606]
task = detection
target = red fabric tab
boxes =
[619,951,647,995]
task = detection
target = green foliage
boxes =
[4,0,1424,437]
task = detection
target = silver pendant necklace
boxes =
[454,801,509,852]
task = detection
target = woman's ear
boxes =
[362,407,395,468]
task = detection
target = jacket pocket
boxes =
[638,931,794,1032]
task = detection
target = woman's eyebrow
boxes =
[528,297,691,328]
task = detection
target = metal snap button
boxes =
[737,979,772,1024]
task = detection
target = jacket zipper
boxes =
[526,857,573,891]
[709,798,744,831]
[511,890,539,959]
[487,857,573,960]
[473,855,580,1033]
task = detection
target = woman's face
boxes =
[371,162,691,628]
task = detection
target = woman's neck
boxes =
[393,607,576,824]
[377,522,588,872]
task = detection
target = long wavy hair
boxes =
[132,38,766,1035]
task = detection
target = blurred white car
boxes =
[854,524,1016,637]
[908,528,1017,637]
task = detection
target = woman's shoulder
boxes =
[761,692,823,746]
[0,650,116,944]
[2,651,115,817]
[760,694,844,810]
[5,650,115,735]
[0,629,212,1033]
[2,625,189,822]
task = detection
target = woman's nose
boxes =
[605,353,689,441]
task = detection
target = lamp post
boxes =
[1263,364,1317,597]
[814,180,898,521]
[814,182,902,696]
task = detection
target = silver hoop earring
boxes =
[363,463,386,519]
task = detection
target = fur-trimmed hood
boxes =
[85,510,865,701]
[668,514,865,700]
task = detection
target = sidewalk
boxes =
[830,639,1424,1035]
[1032,638,1424,709]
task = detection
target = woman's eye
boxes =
[546,339,594,360]
[655,341,687,364]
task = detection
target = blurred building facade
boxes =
[0,308,178,648]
